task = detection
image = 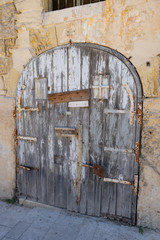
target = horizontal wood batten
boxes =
[48,89,90,103]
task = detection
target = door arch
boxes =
[16,43,142,225]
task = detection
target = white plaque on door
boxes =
[68,101,89,108]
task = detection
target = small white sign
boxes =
[68,101,89,108]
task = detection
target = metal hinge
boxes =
[17,136,37,142]
[103,175,138,195]
[16,159,39,173]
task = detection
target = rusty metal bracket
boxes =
[18,164,39,172]
[133,175,138,195]
[103,175,138,195]
[136,102,142,125]
[16,159,39,173]
[17,84,39,119]
[17,136,37,142]
[103,178,132,185]
[14,129,18,146]
[135,142,140,163]
[16,159,19,174]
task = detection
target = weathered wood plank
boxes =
[54,103,68,208]
[87,49,106,217]
[53,48,68,93]
[79,107,89,214]
[101,54,121,217]
[68,47,81,91]
[37,101,48,203]
[47,102,55,205]
[23,111,37,201]
[67,107,80,212]
[81,47,90,89]
[16,110,27,198]
[66,47,81,211]
[48,89,90,103]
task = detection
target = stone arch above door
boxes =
[16,43,142,225]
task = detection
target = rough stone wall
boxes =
[0,0,160,229]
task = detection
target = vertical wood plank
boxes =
[37,100,48,203]
[47,102,55,205]
[81,48,90,89]
[120,62,137,221]
[79,107,89,214]
[101,55,122,217]
[47,51,54,94]
[66,46,81,212]
[87,49,107,216]
[17,111,27,198]
[68,46,81,91]
[54,103,68,208]
[53,48,68,93]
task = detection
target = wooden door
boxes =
[16,44,142,225]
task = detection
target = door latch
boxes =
[81,163,104,178]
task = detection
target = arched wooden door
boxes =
[16,43,142,225]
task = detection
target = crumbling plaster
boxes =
[0,0,160,229]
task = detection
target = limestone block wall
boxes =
[0,0,160,229]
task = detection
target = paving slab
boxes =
[5,221,31,239]
[0,201,160,240]
[0,226,11,240]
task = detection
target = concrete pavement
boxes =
[0,200,160,240]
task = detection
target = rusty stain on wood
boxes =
[135,142,140,163]
[102,213,132,224]
[16,159,19,174]
[17,136,37,142]
[48,89,90,103]
[74,122,82,205]
[93,163,104,178]
[123,83,135,125]
[81,163,104,178]
[137,102,142,125]
[55,127,77,137]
